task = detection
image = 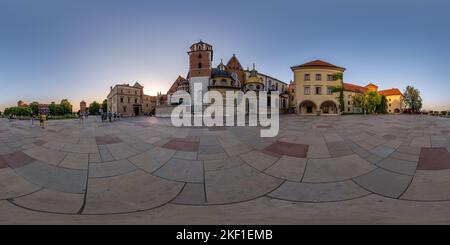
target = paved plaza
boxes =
[1,115,450,224]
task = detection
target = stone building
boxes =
[107,82,156,116]
[292,60,345,115]
[379,88,404,113]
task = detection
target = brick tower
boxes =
[187,41,213,107]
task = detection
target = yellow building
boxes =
[379,88,404,113]
[291,60,345,115]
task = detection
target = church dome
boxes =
[245,64,263,85]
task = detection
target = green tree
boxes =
[376,95,388,114]
[29,101,39,115]
[60,99,73,114]
[403,86,422,113]
[353,91,382,115]
[332,73,345,113]
[89,101,101,115]
[102,99,108,112]
[49,102,59,115]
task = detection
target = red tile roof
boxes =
[291,60,345,70]
[379,88,402,96]
[365,83,378,89]
[343,83,368,93]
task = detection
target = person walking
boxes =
[39,113,46,129]
[30,112,34,127]
[108,111,112,122]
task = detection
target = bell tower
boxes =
[187,41,213,108]
[188,41,213,78]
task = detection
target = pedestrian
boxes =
[108,111,112,122]
[30,112,34,127]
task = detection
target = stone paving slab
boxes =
[12,189,84,214]
[89,159,137,178]
[303,154,376,183]
[204,156,246,172]
[401,169,450,201]
[83,170,183,214]
[23,146,67,166]
[0,168,40,200]
[106,143,139,160]
[417,148,450,170]
[153,158,204,183]
[353,168,412,198]
[269,180,369,202]
[205,164,283,204]
[370,145,395,158]
[264,156,307,182]
[377,157,418,175]
[14,161,87,194]
[1,151,36,169]
[59,153,89,170]
[240,150,279,171]
[172,183,206,205]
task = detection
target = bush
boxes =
[4,106,31,116]
[440,111,448,116]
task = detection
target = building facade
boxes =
[292,60,345,115]
[379,88,404,113]
[165,41,290,112]
[107,82,156,116]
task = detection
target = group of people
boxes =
[29,112,46,129]
[101,111,121,122]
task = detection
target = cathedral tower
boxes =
[187,41,213,106]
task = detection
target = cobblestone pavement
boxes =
[1,115,450,224]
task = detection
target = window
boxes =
[304,74,310,81]
[348,108,351,112]
[123,106,127,112]
[198,63,202,69]
[120,90,123,93]
[212,80,216,85]
[389,103,392,107]
[198,54,202,59]
[327,74,333,81]
[304,87,310,95]
[315,87,322,95]
[256,85,260,90]
[316,74,322,81]
[327,87,333,95]
[120,97,123,103]
[128,97,130,103]
[348,101,351,105]
[348,95,352,99]
[135,91,137,95]
[389,98,392,102]
[146,104,149,108]
[135,99,138,103]
[221,79,227,85]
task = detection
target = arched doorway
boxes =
[320,101,338,114]
[394,108,400,113]
[299,101,317,114]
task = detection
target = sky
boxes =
[1,0,450,111]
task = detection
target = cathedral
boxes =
[167,41,289,110]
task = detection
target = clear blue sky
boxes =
[1,0,449,111]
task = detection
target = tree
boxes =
[332,73,345,113]
[49,102,60,115]
[60,99,73,114]
[29,102,39,115]
[403,86,422,113]
[376,95,388,114]
[353,91,382,115]
[102,99,108,112]
[89,101,101,115]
